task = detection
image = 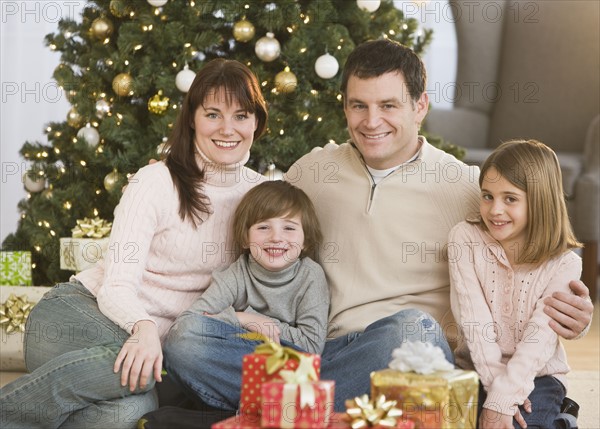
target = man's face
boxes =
[343,72,428,169]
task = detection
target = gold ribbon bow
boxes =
[238,332,302,375]
[279,354,319,409]
[72,217,112,238]
[0,293,34,334]
[345,394,403,429]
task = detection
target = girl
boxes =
[0,58,268,429]
[163,180,329,401]
[449,140,583,429]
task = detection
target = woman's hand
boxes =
[114,320,163,391]
[235,311,281,344]
[479,408,514,429]
[544,280,593,339]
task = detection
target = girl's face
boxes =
[480,167,528,260]
[193,88,258,165]
[247,214,305,272]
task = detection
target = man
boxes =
[162,39,593,415]
[287,38,592,409]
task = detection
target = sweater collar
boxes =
[247,254,301,286]
[195,146,251,187]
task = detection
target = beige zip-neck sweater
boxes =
[76,155,264,341]
[285,138,480,338]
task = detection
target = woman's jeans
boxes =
[478,376,567,429]
[163,308,452,412]
[0,281,158,429]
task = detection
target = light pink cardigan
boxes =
[449,221,581,415]
[76,156,264,341]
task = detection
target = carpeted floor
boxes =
[567,371,600,429]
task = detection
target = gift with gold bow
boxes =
[71,217,112,238]
[238,333,322,416]
[370,342,478,429]
[60,217,112,272]
[342,394,414,429]
[0,293,34,334]
[261,354,335,428]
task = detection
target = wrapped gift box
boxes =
[59,237,109,272]
[1,251,32,286]
[371,368,478,429]
[260,380,335,428]
[212,412,414,429]
[240,353,321,415]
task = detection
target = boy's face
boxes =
[246,214,305,272]
[343,71,428,169]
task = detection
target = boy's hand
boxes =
[235,311,281,344]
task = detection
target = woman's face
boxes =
[193,88,258,165]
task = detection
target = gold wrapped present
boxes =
[371,369,478,429]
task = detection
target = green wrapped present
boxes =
[0,251,33,286]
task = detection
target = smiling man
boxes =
[285,39,593,411]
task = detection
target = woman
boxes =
[0,58,268,429]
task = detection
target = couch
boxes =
[424,0,600,298]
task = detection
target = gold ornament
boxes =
[112,73,133,97]
[90,17,114,40]
[72,217,113,238]
[0,294,35,334]
[66,106,83,127]
[233,19,255,42]
[42,185,54,200]
[109,0,129,17]
[275,67,297,93]
[345,394,403,429]
[148,90,170,114]
[103,169,121,192]
[255,32,281,62]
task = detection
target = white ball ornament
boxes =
[357,0,381,12]
[23,171,46,193]
[255,32,281,62]
[77,124,101,147]
[175,65,196,93]
[315,53,339,79]
[265,164,284,181]
[147,0,168,6]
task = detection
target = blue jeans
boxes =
[0,281,158,429]
[478,376,567,429]
[163,308,451,412]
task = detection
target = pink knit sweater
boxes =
[449,221,582,415]
[75,155,264,341]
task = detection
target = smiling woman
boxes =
[0,58,269,428]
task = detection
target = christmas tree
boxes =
[3,0,459,286]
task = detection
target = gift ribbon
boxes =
[279,354,319,409]
[238,332,302,375]
[72,217,112,239]
[0,293,34,334]
[345,394,403,429]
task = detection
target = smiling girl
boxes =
[448,140,583,429]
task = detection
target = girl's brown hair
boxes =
[233,181,323,260]
[164,59,268,227]
[478,139,581,264]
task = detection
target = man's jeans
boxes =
[0,281,157,429]
[163,308,451,411]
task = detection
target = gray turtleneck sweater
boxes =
[187,254,329,354]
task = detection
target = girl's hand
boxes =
[235,311,281,344]
[479,408,514,429]
[514,398,532,428]
[114,320,163,391]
